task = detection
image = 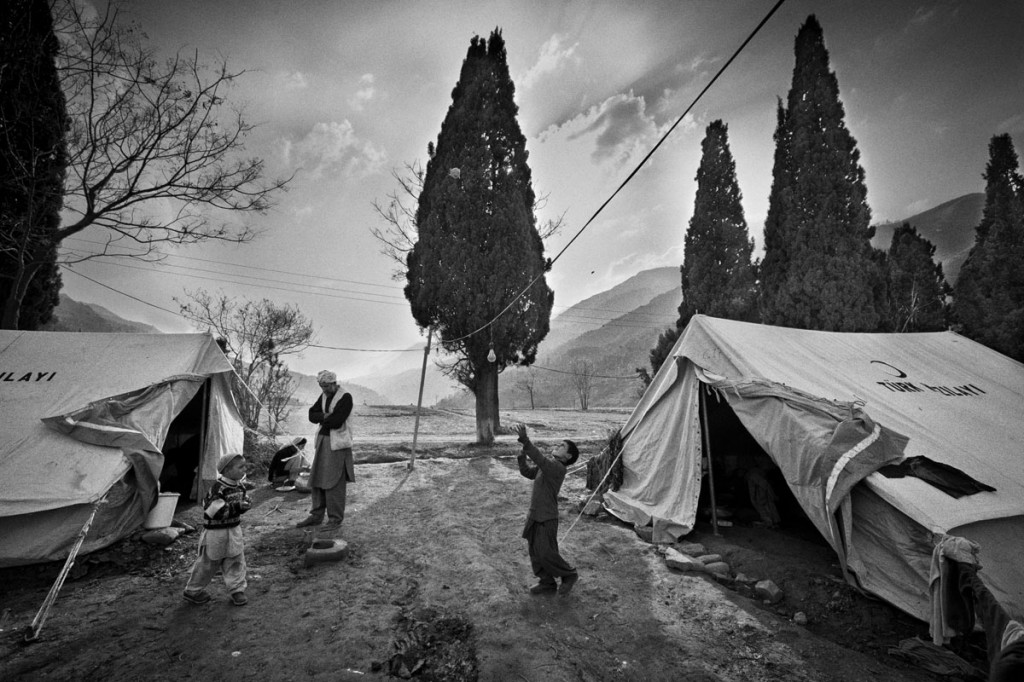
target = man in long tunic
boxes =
[514,424,580,596]
[296,370,354,531]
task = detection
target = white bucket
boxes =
[144,492,179,529]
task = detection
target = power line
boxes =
[62,253,409,308]
[529,364,639,380]
[66,248,675,330]
[66,236,674,320]
[64,237,403,292]
[62,266,426,354]
[445,0,787,343]
[61,266,181,317]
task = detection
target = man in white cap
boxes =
[296,370,354,532]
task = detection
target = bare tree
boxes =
[1,0,290,328]
[515,367,538,409]
[176,290,313,446]
[570,358,594,411]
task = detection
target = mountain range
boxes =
[42,193,983,407]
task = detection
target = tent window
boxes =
[159,381,207,500]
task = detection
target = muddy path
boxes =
[0,439,948,681]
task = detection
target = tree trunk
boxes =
[1,264,37,330]
[474,361,499,444]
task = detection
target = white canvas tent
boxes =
[0,331,244,567]
[606,315,1024,623]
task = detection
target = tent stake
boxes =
[24,498,104,643]
[699,385,720,536]
[409,328,432,470]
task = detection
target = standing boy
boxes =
[183,453,251,606]
[515,424,580,595]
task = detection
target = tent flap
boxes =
[609,315,1024,623]
[0,331,244,568]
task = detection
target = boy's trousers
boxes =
[524,518,577,585]
[184,545,247,594]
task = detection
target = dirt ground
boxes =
[0,408,987,681]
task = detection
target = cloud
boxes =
[569,92,663,164]
[520,34,580,90]
[281,121,387,179]
[280,71,309,90]
[348,73,376,111]
[996,113,1024,135]
[908,6,937,26]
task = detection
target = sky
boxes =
[57,0,1024,379]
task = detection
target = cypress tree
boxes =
[953,134,1024,360]
[885,223,948,332]
[648,120,758,379]
[0,0,67,330]
[758,15,882,331]
[406,29,552,444]
[678,120,758,328]
[646,326,680,382]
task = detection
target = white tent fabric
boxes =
[605,315,1024,622]
[0,331,244,567]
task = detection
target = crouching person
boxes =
[183,453,251,606]
[515,424,580,596]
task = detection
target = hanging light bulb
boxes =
[487,344,496,363]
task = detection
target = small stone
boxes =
[582,500,604,516]
[705,561,730,576]
[696,554,723,565]
[140,527,183,546]
[793,612,808,625]
[634,525,654,543]
[676,542,707,557]
[664,548,706,573]
[755,579,784,604]
[734,572,753,584]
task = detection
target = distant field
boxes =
[274,405,632,461]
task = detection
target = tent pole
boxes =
[24,498,104,642]
[409,328,432,470]
[197,379,210,502]
[699,384,721,536]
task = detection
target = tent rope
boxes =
[560,447,624,543]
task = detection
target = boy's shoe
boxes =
[558,575,579,595]
[183,590,211,604]
[296,515,322,528]
[529,582,557,595]
[230,591,248,606]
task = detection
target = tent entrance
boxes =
[697,385,817,542]
[158,380,209,501]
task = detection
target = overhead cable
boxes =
[445,0,787,344]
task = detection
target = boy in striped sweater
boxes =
[183,453,252,606]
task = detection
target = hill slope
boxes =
[872,193,983,284]
[42,294,163,333]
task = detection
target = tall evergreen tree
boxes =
[647,120,758,379]
[953,134,1024,360]
[757,101,792,325]
[758,15,882,331]
[885,223,948,332]
[678,120,758,328]
[406,30,552,444]
[0,0,67,329]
